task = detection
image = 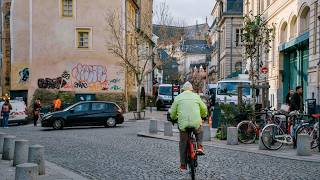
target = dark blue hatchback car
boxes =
[41,101,124,130]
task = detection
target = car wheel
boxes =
[52,119,64,130]
[105,117,116,127]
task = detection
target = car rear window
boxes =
[92,103,106,111]
[106,103,119,112]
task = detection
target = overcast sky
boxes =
[153,0,215,26]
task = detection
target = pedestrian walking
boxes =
[285,89,294,105]
[54,96,62,111]
[1,100,12,128]
[290,86,303,112]
[33,98,41,126]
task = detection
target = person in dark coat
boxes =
[290,86,303,112]
[285,89,294,105]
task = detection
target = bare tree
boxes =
[106,6,183,116]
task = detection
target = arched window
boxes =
[299,6,310,33]
[280,22,288,43]
[289,15,297,39]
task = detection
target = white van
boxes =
[216,79,252,105]
[0,100,28,125]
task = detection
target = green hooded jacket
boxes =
[169,90,208,131]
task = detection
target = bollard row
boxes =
[0,132,46,179]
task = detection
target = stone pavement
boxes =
[138,121,320,163]
[0,158,88,180]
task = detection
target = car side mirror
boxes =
[70,109,74,113]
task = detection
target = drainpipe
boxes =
[230,17,233,76]
[317,15,320,107]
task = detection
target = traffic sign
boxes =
[261,67,268,74]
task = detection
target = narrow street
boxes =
[1,113,320,180]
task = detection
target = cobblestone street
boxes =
[1,112,320,180]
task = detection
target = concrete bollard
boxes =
[0,132,7,154]
[2,136,16,160]
[149,119,158,134]
[202,125,211,141]
[28,145,45,175]
[297,134,312,156]
[227,127,238,145]
[13,140,29,166]
[15,163,38,180]
[164,121,173,136]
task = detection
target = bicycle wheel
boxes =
[261,124,284,150]
[297,124,319,149]
[187,140,196,180]
[237,121,257,144]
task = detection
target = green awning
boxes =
[278,31,309,52]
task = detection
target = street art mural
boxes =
[19,68,29,83]
[11,64,30,90]
[37,63,124,92]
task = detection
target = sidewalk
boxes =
[0,159,88,180]
[124,108,168,121]
[138,123,320,163]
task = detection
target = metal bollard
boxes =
[0,132,7,154]
[202,125,211,141]
[258,134,268,150]
[297,134,312,156]
[164,121,173,136]
[149,119,158,134]
[15,163,38,180]
[227,127,238,145]
[28,145,45,175]
[13,140,29,166]
[2,135,16,160]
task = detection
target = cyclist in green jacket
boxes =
[169,81,208,172]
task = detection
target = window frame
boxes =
[61,0,74,18]
[75,28,92,49]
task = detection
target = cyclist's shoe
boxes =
[197,144,205,155]
[179,164,187,172]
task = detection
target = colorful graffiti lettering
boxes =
[72,64,107,83]
[19,67,29,83]
[111,85,121,90]
[74,82,88,89]
[61,71,70,80]
[109,78,120,83]
[38,77,67,89]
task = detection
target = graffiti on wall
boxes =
[19,68,29,84]
[11,64,30,90]
[37,63,124,92]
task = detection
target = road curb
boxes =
[137,132,320,163]
[45,161,90,180]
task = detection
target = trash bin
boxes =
[212,103,221,128]
[305,99,316,115]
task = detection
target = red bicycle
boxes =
[185,128,204,180]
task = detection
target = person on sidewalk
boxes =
[1,100,12,128]
[33,98,41,126]
[169,81,208,172]
[290,86,303,112]
[285,89,294,106]
[53,96,62,112]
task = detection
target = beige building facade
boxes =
[6,0,153,105]
[210,0,244,82]
[245,0,320,109]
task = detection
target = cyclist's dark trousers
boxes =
[179,126,203,165]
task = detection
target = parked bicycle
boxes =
[237,108,276,144]
[296,114,319,149]
[260,111,318,150]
